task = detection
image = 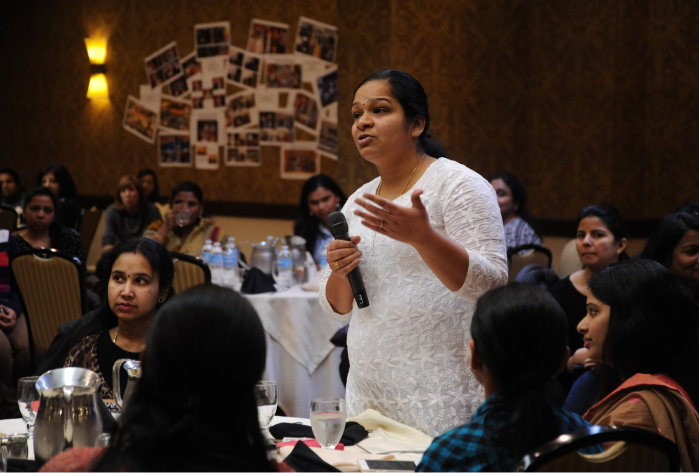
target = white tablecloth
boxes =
[246,287,346,418]
[0,418,33,460]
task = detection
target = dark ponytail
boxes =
[471,283,569,457]
[355,70,447,158]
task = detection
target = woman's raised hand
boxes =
[354,189,432,247]
[327,236,362,280]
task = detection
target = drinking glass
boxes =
[175,208,191,227]
[254,381,278,434]
[16,377,40,439]
[310,397,346,449]
[95,433,110,448]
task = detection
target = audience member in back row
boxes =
[138,168,169,219]
[143,181,225,254]
[37,239,174,404]
[489,172,541,249]
[0,168,26,216]
[580,259,699,471]
[417,284,594,472]
[102,175,161,253]
[40,285,286,472]
[13,187,85,264]
[36,164,81,230]
[641,211,699,302]
[294,174,347,266]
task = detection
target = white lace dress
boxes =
[319,158,508,437]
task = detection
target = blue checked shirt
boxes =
[416,395,594,472]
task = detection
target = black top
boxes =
[102,203,161,247]
[96,329,139,396]
[14,225,86,265]
[57,198,82,230]
[550,276,588,353]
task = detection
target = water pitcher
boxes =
[113,359,141,412]
[250,239,278,275]
[34,368,103,462]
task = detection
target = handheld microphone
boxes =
[328,211,370,308]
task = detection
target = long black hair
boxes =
[471,283,569,458]
[355,70,447,158]
[137,168,161,204]
[588,259,699,404]
[93,285,272,471]
[294,174,347,259]
[36,163,77,199]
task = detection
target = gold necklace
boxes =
[376,153,426,198]
[112,327,119,344]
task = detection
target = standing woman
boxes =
[36,164,81,230]
[294,174,347,265]
[319,70,507,436]
[101,176,161,253]
[489,172,542,248]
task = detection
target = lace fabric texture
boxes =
[319,158,508,437]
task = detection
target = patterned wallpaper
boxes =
[3,0,698,219]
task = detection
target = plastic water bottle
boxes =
[223,237,239,288]
[276,244,293,289]
[211,242,224,284]
[201,239,213,265]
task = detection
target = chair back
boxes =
[78,206,102,254]
[507,244,553,282]
[171,252,211,294]
[11,249,86,352]
[519,425,680,472]
[0,205,18,231]
[558,238,583,278]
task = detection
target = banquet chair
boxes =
[78,206,101,254]
[10,248,86,357]
[558,238,583,278]
[518,425,680,472]
[171,252,211,294]
[0,205,17,231]
[507,244,553,282]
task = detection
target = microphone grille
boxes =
[328,211,348,236]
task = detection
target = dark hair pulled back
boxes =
[577,203,629,260]
[170,180,203,205]
[36,163,77,199]
[137,168,161,203]
[355,70,447,158]
[471,283,569,458]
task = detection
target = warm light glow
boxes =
[84,38,107,64]
[87,73,109,99]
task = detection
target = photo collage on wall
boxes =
[122,16,338,175]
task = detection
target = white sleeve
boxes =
[442,169,508,300]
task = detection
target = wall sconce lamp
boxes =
[85,38,109,99]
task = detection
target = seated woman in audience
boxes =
[417,283,593,472]
[580,259,699,471]
[37,238,174,403]
[549,204,627,385]
[102,175,161,253]
[0,234,32,419]
[13,187,85,263]
[641,211,699,301]
[143,181,225,254]
[40,285,284,472]
[489,172,541,248]
[294,174,347,266]
[36,163,81,229]
[137,168,169,219]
